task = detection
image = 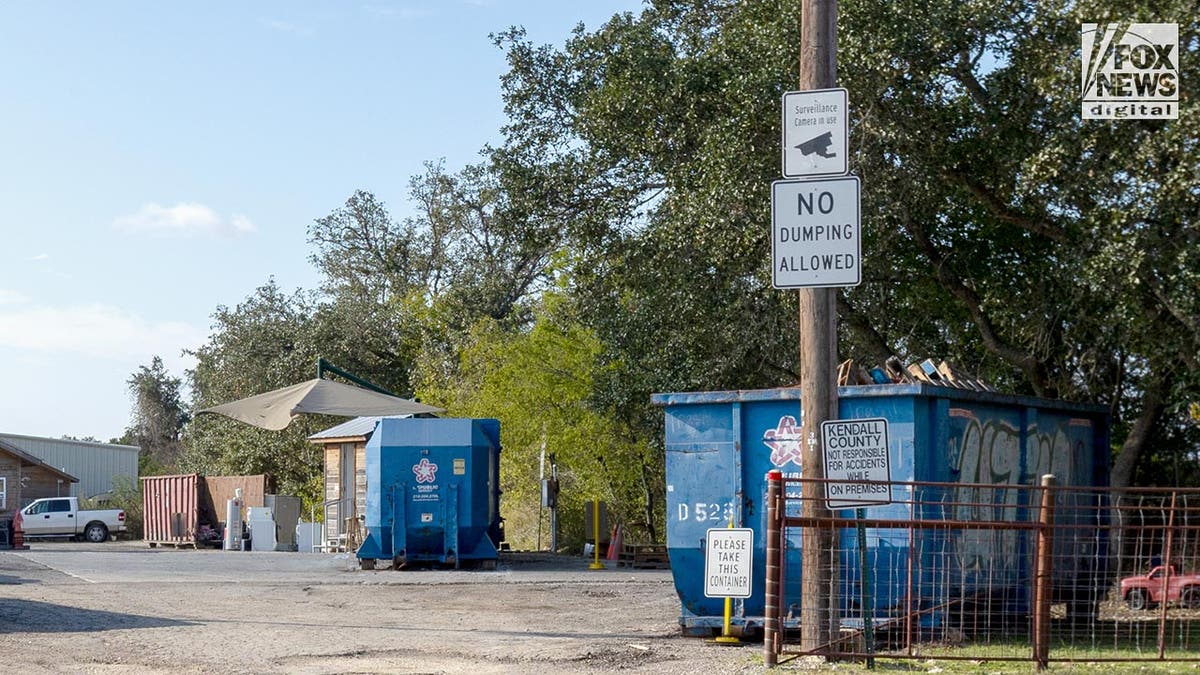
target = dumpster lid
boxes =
[650,383,1108,415]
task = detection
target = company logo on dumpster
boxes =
[413,458,438,484]
[764,415,804,467]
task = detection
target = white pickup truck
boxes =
[20,497,126,542]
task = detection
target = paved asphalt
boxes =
[4,539,674,586]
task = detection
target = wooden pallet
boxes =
[617,545,670,569]
[146,540,198,549]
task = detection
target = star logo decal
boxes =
[764,415,804,467]
[413,458,438,484]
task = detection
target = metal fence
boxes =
[764,475,1200,668]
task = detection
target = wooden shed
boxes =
[0,437,79,542]
[308,416,382,552]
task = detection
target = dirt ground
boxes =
[0,541,769,674]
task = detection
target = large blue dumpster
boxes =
[652,384,1109,635]
[356,418,503,569]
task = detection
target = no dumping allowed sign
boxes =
[821,417,891,510]
[770,176,861,289]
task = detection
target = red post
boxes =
[12,509,28,550]
[764,470,783,667]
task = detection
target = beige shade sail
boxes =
[197,378,443,431]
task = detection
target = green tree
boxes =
[184,280,332,505]
[418,292,660,549]
[305,172,570,396]
[125,355,189,474]
[490,0,1200,487]
[181,167,575,514]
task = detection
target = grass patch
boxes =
[770,638,1200,673]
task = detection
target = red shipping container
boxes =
[141,474,203,547]
[141,474,270,547]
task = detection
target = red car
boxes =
[1120,565,1200,610]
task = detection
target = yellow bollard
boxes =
[714,517,741,644]
[588,498,605,570]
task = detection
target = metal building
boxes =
[0,433,138,500]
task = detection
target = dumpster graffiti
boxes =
[947,413,1022,578]
[946,411,1094,578]
[652,386,1108,636]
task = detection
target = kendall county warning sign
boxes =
[821,418,891,509]
[704,528,754,598]
[1082,23,1178,119]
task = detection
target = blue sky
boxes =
[0,1,642,442]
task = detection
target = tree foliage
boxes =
[417,293,660,549]
[490,0,1200,486]
[125,355,189,474]
[182,281,332,505]
[150,1,1199,544]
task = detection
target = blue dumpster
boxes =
[356,417,503,568]
[652,384,1109,635]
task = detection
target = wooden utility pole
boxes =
[799,0,839,655]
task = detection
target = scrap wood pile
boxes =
[838,356,995,391]
[617,544,670,569]
[605,524,670,569]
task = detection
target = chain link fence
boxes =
[765,476,1200,668]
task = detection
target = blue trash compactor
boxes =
[653,384,1110,636]
[356,417,503,569]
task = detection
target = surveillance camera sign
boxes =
[782,89,848,177]
[1082,23,1178,119]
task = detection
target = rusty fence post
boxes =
[765,470,783,667]
[1033,474,1056,670]
[1157,490,1178,660]
[905,525,915,657]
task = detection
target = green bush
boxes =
[104,476,144,539]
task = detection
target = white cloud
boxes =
[113,202,257,238]
[0,289,28,305]
[0,303,203,370]
[263,19,315,37]
[28,253,49,261]
[229,213,256,234]
[363,4,432,18]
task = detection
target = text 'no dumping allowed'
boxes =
[771,176,861,289]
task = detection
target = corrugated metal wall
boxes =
[142,474,269,545]
[203,475,268,514]
[142,474,200,544]
[0,433,139,499]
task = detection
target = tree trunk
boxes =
[641,462,656,543]
[1110,380,1166,489]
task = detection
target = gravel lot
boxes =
[0,540,766,674]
